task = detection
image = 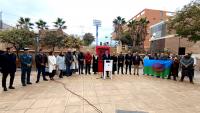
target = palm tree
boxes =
[53,18,67,30]
[17,17,34,30]
[113,16,126,40]
[127,20,138,47]
[35,19,48,30]
[137,18,149,50]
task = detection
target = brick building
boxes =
[112,8,174,52]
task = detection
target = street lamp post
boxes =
[35,34,39,54]
[93,20,101,46]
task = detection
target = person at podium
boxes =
[102,50,111,77]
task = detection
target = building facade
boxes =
[150,21,200,55]
[112,8,174,52]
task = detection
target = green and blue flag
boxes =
[143,59,172,77]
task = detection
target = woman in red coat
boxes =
[85,51,92,75]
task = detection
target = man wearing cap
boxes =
[20,48,32,86]
[1,47,16,91]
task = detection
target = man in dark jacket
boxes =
[111,52,117,75]
[0,50,4,73]
[35,49,48,83]
[65,49,73,76]
[117,52,124,75]
[78,51,85,75]
[1,47,16,91]
[132,52,141,75]
[125,51,132,75]
[180,53,194,84]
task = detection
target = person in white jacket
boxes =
[48,51,57,80]
[56,52,66,78]
[71,51,78,74]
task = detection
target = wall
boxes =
[165,37,195,54]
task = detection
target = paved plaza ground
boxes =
[0,70,200,113]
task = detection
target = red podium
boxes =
[95,46,110,72]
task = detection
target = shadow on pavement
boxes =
[116,110,148,113]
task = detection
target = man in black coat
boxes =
[111,52,117,75]
[65,49,73,76]
[1,47,16,91]
[117,52,124,75]
[0,50,4,73]
[35,49,48,83]
[78,51,85,75]
[125,51,132,75]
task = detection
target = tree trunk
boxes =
[52,46,55,51]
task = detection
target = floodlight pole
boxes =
[93,20,101,46]
[0,11,3,29]
[96,25,98,46]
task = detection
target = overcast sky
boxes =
[0,0,192,43]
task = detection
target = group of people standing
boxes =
[143,52,197,84]
[0,47,198,92]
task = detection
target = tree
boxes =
[120,31,132,46]
[43,31,65,51]
[35,19,48,30]
[53,18,67,30]
[17,17,34,30]
[167,0,200,42]
[0,29,35,56]
[83,33,95,46]
[137,18,149,50]
[64,35,83,49]
[127,18,149,50]
[113,16,126,40]
[127,20,138,47]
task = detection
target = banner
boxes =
[143,59,172,77]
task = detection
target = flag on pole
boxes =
[143,59,172,77]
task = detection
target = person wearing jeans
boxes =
[20,48,32,86]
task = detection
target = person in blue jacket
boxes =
[20,48,32,86]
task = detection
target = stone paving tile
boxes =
[45,106,66,113]
[4,109,26,113]
[0,71,200,113]
[10,99,36,110]
[65,105,83,113]
[25,108,47,113]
